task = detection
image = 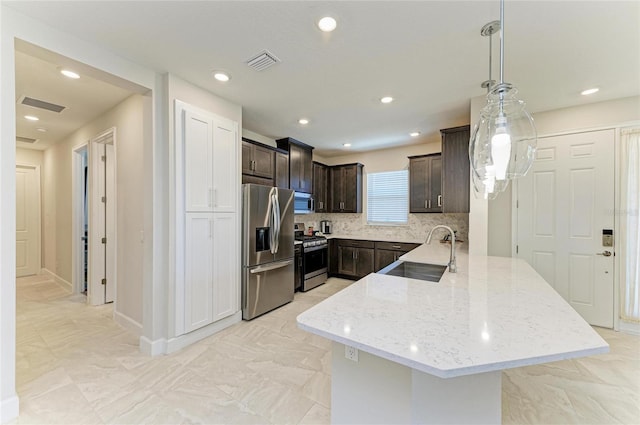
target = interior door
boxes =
[89,138,116,305]
[516,129,615,327]
[16,165,40,277]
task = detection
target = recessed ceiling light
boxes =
[343,143,351,147]
[298,118,309,125]
[36,127,47,133]
[581,87,599,96]
[318,16,337,32]
[410,132,421,137]
[212,71,231,82]
[24,115,39,121]
[380,96,393,104]
[60,69,80,79]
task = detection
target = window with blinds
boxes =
[367,170,409,224]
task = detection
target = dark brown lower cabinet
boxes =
[336,240,375,279]
[374,242,421,271]
[329,239,421,278]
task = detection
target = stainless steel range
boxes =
[294,223,328,291]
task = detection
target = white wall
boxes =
[242,129,276,147]
[468,96,488,256]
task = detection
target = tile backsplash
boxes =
[295,213,469,244]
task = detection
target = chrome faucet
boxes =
[425,225,457,273]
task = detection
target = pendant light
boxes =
[469,0,537,198]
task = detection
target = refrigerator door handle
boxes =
[269,187,281,254]
[250,259,293,274]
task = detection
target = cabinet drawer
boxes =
[336,239,375,249]
[375,241,420,252]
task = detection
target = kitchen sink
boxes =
[377,260,447,282]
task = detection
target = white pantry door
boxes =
[16,165,40,277]
[517,129,615,328]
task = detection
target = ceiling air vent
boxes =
[16,136,38,144]
[246,50,281,71]
[19,96,66,113]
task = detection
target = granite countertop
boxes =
[297,242,609,378]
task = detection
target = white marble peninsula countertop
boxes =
[297,242,609,378]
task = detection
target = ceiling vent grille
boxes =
[246,50,281,71]
[20,96,66,113]
[16,136,38,144]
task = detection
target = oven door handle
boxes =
[304,244,327,253]
[250,260,293,274]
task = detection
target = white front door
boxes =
[516,129,615,328]
[16,165,40,277]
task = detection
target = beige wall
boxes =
[42,94,146,326]
[16,147,43,167]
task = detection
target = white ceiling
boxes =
[9,1,640,157]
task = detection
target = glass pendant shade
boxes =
[471,163,510,200]
[470,84,537,190]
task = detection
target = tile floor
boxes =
[9,274,640,424]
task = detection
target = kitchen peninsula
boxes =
[297,242,609,424]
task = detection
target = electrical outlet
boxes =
[345,345,359,362]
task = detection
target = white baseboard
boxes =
[1,395,19,423]
[619,320,640,336]
[139,336,167,357]
[114,310,142,337]
[166,311,242,354]
[40,268,72,292]
[139,312,242,356]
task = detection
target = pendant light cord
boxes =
[499,0,505,85]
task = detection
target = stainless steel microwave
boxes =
[294,192,314,214]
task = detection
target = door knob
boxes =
[596,251,612,257]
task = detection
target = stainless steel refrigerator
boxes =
[242,184,295,320]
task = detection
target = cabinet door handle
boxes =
[208,188,213,208]
[438,195,442,207]
[319,201,323,210]
[355,250,358,260]
[428,199,431,208]
[424,200,428,208]
[392,245,401,249]
[213,188,218,207]
[352,251,356,260]
[209,219,213,239]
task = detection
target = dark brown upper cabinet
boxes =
[409,153,442,213]
[329,163,363,213]
[242,139,274,179]
[276,137,314,194]
[274,150,289,189]
[313,161,329,213]
[441,125,470,213]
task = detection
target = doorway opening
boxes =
[72,144,88,294]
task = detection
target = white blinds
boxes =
[367,170,408,224]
